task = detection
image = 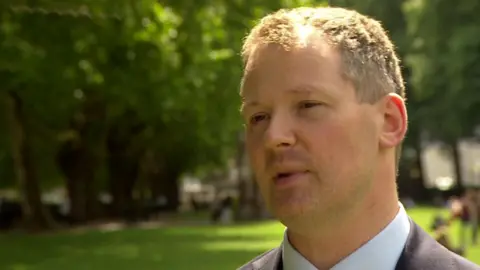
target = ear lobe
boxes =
[379,93,407,149]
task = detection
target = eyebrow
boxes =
[287,84,336,102]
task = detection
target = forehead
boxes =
[241,39,345,99]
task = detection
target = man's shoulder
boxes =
[428,240,479,269]
[422,242,479,270]
[235,219,480,270]
[399,219,480,270]
[452,253,480,270]
[236,247,281,270]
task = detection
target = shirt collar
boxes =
[282,202,411,270]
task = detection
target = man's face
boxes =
[241,41,385,228]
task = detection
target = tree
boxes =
[404,0,480,189]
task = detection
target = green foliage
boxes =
[404,0,480,142]
[0,0,329,191]
[5,0,476,194]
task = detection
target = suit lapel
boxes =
[251,246,283,270]
[395,218,458,270]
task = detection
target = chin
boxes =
[274,202,335,231]
[273,203,316,223]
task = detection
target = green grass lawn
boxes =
[0,207,478,270]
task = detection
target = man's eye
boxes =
[250,114,268,124]
[300,101,322,109]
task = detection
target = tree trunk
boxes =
[84,157,101,220]
[253,178,269,219]
[401,134,431,203]
[148,158,181,212]
[68,174,87,223]
[56,93,105,223]
[235,133,263,221]
[451,140,465,193]
[56,140,89,223]
[162,167,181,212]
[412,140,431,202]
[235,133,248,220]
[5,91,53,231]
[107,153,139,219]
[106,112,144,220]
[80,92,106,220]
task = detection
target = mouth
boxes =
[273,170,309,186]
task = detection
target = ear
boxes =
[379,93,408,149]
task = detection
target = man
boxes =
[460,189,479,247]
[431,215,464,255]
[237,6,479,270]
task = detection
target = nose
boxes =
[264,114,296,149]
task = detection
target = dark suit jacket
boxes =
[238,218,480,270]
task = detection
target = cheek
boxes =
[305,118,368,173]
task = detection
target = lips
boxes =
[274,171,306,180]
[276,172,293,179]
[272,170,309,187]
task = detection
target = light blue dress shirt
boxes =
[282,203,411,270]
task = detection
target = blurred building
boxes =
[422,138,480,189]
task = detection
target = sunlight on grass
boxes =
[208,222,285,237]
[10,265,28,270]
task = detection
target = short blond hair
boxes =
[241,7,405,102]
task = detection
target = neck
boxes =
[286,162,399,269]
